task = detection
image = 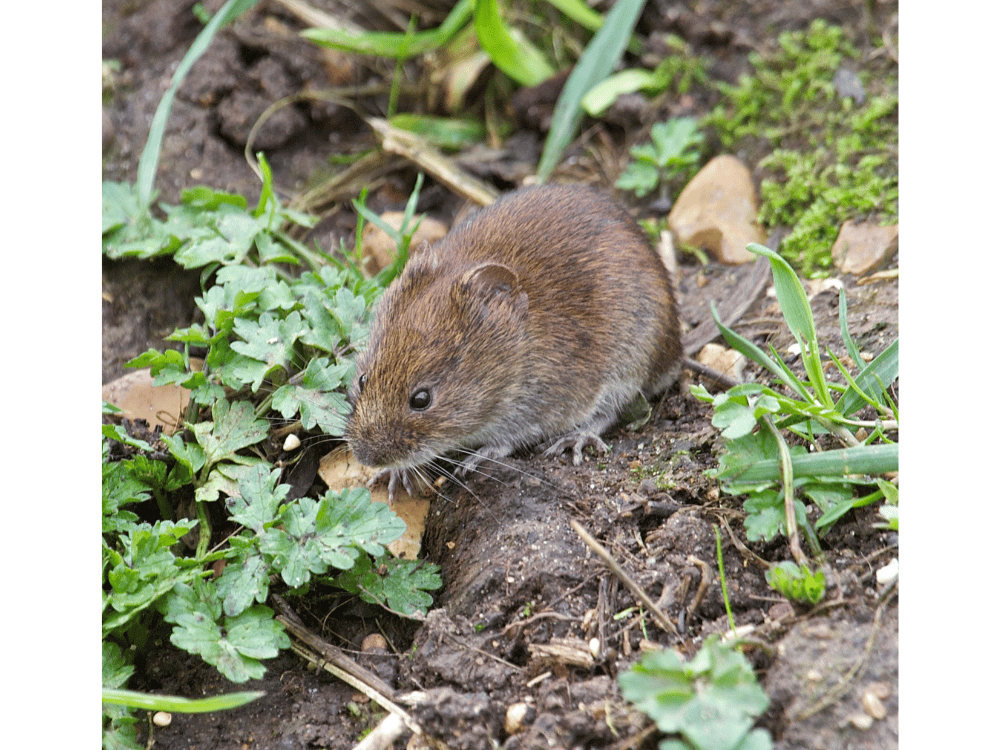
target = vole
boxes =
[345,184,682,498]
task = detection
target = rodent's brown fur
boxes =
[345,184,682,492]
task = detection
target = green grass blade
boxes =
[726,442,897,484]
[301,0,472,58]
[838,287,865,369]
[709,302,813,401]
[536,0,646,181]
[102,688,265,713]
[835,338,899,416]
[582,68,660,116]
[747,243,833,407]
[474,0,555,86]
[136,0,263,208]
[543,0,604,31]
[388,114,487,150]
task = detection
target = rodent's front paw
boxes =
[544,431,610,465]
[368,467,419,502]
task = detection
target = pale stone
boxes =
[831,220,899,275]
[696,342,746,381]
[667,155,764,264]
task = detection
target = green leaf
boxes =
[648,118,703,169]
[614,161,660,197]
[104,520,201,635]
[537,0,646,181]
[102,642,135,690]
[582,68,661,116]
[196,455,273,503]
[742,491,787,543]
[710,302,812,401]
[181,185,247,211]
[262,489,406,587]
[174,207,267,268]
[746,243,831,407]
[388,114,487,150]
[215,543,270,617]
[164,580,289,683]
[766,561,826,605]
[334,555,441,616]
[225,464,290,533]
[719,441,898,486]
[543,0,603,31]
[272,358,352,435]
[837,286,864,369]
[191,400,270,471]
[102,465,144,532]
[835,338,898,416]
[474,0,555,86]
[301,0,473,59]
[229,312,305,391]
[161,433,208,480]
[620,639,771,750]
[102,181,145,235]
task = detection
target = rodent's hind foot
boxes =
[544,431,610,465]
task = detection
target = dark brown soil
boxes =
[103,1,899,748]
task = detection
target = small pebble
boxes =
[868,681,891,700]
[862,691,887,720]
[362,633,387,652]
[876,558,898,586]
[847,712,873,730]
[504,702,535,734]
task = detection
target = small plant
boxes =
[615,118,704,200]
[764,562,825,606]
[620,637,772,750]
[103,179,441,744]
[692,243,897,601]
[102,20,441,745]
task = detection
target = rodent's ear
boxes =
[409,240,433,258]
[460,263,520,297]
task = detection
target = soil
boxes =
[102,1,899,749]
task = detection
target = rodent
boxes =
[345,184,682,498]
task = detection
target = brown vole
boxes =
[345,184,682,498]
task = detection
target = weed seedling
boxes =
[620,637,772,750]
[692,243,897,603]
[615,118,704,200]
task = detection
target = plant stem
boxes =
[764,416,807,566]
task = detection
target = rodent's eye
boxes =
[409,388,432,411]
[357,373,367,395]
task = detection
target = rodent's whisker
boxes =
[449,447,559,495]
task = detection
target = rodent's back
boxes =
[440,184,681,395]
[346,184,681,472]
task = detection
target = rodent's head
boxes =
[346,249,530,470]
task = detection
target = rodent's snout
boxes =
[344,406,419,470]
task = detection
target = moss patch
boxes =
[703,19,898,276]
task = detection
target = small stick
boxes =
[570,519,677,635]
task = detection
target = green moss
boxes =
[702,19,898,276]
